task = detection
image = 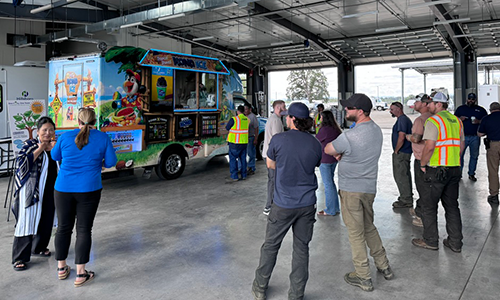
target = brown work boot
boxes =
[412,238,438,250]
[412,216,423,227]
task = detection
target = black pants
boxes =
[265,159,275,209]
[54,189,101,264]
[253,203,316,300]
[12,193,55,264]
[420,166,463,248]
[413,159,425,218]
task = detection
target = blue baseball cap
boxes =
[281,102,310,119]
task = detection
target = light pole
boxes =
[377,86,379,101]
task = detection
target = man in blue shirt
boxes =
[454,93,487,181]
[478,102,500,205]
[252,102,322,300]
[390,102,414,208]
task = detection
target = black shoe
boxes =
[344,272,374,291]
[468,175,477,182]
[377,266,394,280]
[247,168,255,175]
[443,238,462,253]
[488,195,499,205]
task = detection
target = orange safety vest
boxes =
[227,114,249,144]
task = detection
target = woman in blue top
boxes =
[316,110,342,216]
[51,107,117,287]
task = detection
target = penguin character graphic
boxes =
[111,69,147,126]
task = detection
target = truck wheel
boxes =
[155,148,186,180]
[256,133,264,160]
[377,106,383,111]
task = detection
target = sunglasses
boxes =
[79,107,95,111]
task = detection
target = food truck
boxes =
[48,46,243,179]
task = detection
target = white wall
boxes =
[0,20,46,66]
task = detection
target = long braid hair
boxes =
[75,108,97,150]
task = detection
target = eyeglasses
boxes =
[79,107,95,111]
[346,107,357,110]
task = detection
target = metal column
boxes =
[338,61,354,102]
[453,51,478,106]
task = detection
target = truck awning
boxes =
[139,49,230,75]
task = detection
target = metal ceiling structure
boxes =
[393,56,500,74]
[2,0,500,70]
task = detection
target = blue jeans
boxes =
[319,163,340,215]
[460,135,480,176]
[229,143,247,180]
[247,136,256,171]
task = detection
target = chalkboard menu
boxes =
[200,114,218,137]
[175,114,197,139]
[146,116,169,142]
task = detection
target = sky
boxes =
[268,59,500,102]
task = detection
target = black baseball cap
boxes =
[340,93,373,112]
[467,93,477,100]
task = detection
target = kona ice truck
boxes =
[48,46,245,179]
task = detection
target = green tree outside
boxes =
[286,69,330,103]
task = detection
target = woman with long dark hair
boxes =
[316,110,342,216]
[52,108,117,287]
[12,117,58,270]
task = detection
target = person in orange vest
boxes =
[412,92,465,253]
[226,105,249,182]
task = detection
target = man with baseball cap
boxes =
[454,92,487,181]
[325,93,393,292]
[252,102,322,300]
[412,92,465,253]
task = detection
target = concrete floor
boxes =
[1,111,499,300]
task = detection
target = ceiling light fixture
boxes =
[408,0,452,9]
[53,37,69,42]
[120,22,143,29]
[375,25,409,33]
[433,17,471,25]
[405,38,433,43]
[342,10,378,19]
[158,13,186,22]
[453,33,486,38]
[17,43,33,48]
[30,0,77,14]
[237,45,258,50]
[192,36,215,41]
[270,40,293,46]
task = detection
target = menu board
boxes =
[175,114,196,140]
[200,114,218,137]
[146,116,169,142]
[106,129,143,153]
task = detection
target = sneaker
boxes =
[393,201,413,208]
[409,208,416,217]
[225,178,239,184]
[468,175,477,182]
[252,288,266,300]
[412,238,438,250]
[412,216,423,227]
[247,168,255,175]
[377,266,394,280]
[263,207,271,216]
[443,238,462,253]
[488,195,499,205]
[344,272,374,292]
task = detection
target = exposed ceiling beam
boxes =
[428,1,469,53]
[0,3,118,23]
[74,0,112,12]
[30,0,77,14]
[252,3,346,64]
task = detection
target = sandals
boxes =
[58,265,71,280]
[74,270,95,287]
[13,261,27,271]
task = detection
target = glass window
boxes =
[239,73,247,96]
[175,70,198,109]
[199,73,217,109]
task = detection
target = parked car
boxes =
[373,99,388,111]
[233,95,267,160]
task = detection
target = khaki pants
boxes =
[487,141,500,196]
[339,190,389,279]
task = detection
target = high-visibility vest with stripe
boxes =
[425,110,462,167]
[315,114,321,134]
[227,114,249,144]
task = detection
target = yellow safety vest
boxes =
[425,110,462,167]
[315,114,321,134]
[227,114,249,144]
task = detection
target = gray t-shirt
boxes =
[263,113,284,158]
[247,112,259,137]
[332,120,383,194]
